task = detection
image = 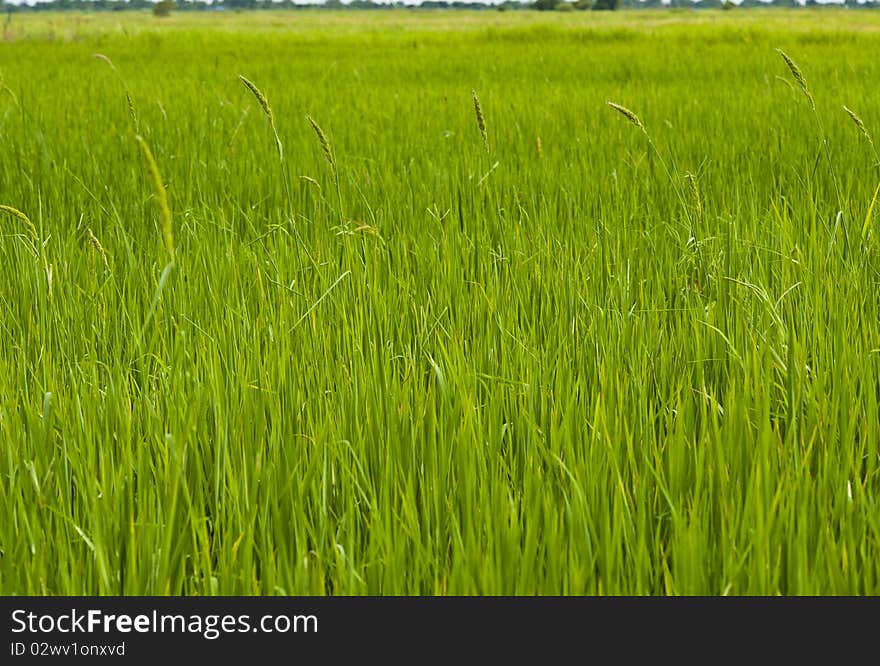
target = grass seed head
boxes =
[126,89,139,132]
[307,115,335,169]
[87,227,110,272]
[843,105,875,151]
[239,75,283,162]
[607,101,647,134]
[776,49,815,110]
[135,134,175,261]
[685,172,703,222]
[239,75,273,123]
[92,53,116,70]
[0,204,37,239]
[472,89,489,153]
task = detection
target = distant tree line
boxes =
[2,0,879,14]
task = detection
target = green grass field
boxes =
[2,9,880,595]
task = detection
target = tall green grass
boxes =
[1,10,880,595]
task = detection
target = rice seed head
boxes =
[843,105,875,150]
[607,101,647,134]
[472,89,489,153]
[307,115,335,169]
[239,75,283,162]
[135,134,175,261]
[776,49,815,110]
[536,136,543,158]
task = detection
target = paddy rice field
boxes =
[1,8,880,594]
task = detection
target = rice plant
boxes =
[0,10,879,597]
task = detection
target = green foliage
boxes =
[152,0,175,17]
[1,11,880,595]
